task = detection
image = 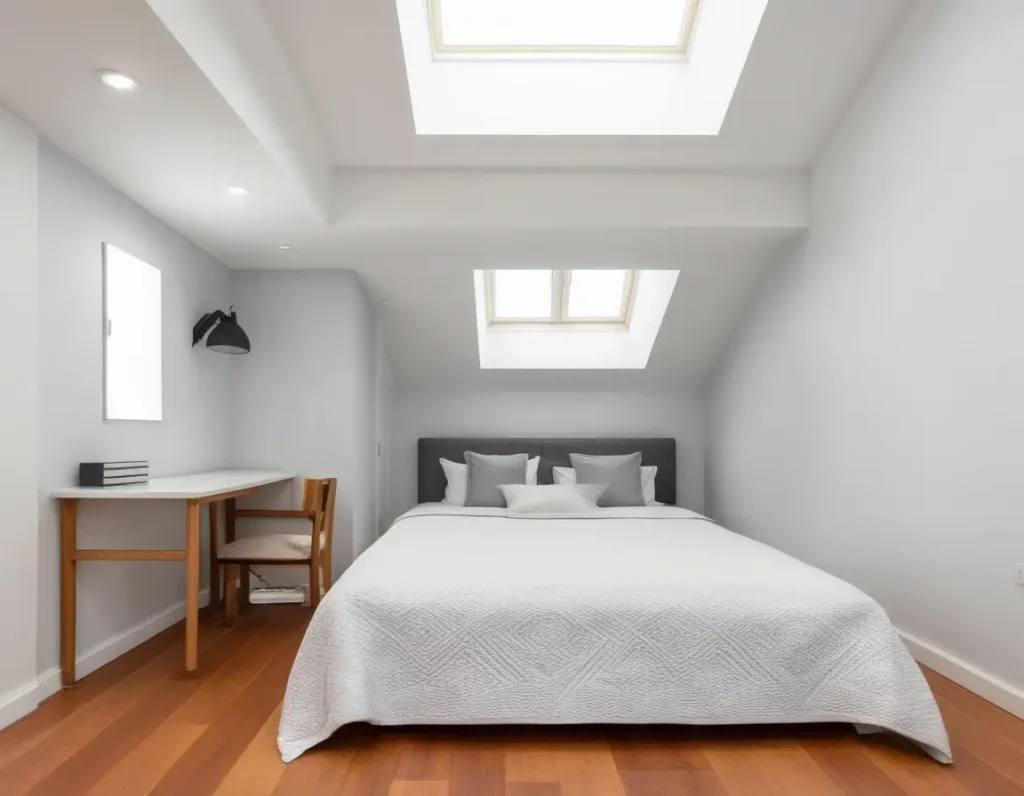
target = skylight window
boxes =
[474,270,679,369]
[398,0,769,135]
[487,270,637,328]
[565,270,630,319]
[429,0,701,56]
[492,269,553,319]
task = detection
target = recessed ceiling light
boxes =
[225,186,249,197]
[277,244,293,251]
[98,70,138,91]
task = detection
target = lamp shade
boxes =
[207,313,250,354]
[192,308,251,354]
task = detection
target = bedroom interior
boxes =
[0,1,1021,794]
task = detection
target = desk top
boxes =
[52,470,294,500]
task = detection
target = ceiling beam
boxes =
[147,0,334,222]
[333,171,809,231]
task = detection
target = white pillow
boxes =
[552,464,661,506]
[498,484,605,513]
[441,456,540,505]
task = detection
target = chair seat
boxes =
[219,534,311,561]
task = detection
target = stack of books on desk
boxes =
[78,461,149,487]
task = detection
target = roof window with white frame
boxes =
[486,270,637,329]
[397,0,769,136]
[428,0,701,59]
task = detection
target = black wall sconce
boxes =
[192,306,251,354]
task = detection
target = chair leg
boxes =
[224,564,238,626]
[309,562,320,609]
[239,567,251,614]
[322,547,332,593]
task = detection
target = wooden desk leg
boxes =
[208,502,220,610]
[185,500,201,673]
[59,499,78,688]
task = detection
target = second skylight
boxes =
[488,269,636,327]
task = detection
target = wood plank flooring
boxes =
[1,606,1022,795]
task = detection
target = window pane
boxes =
[566,270,628,319]
[438,0,688,49]
[493,270,552,319]
[104,244,162,421]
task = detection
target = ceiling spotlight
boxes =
[98,70,138,91]
[225,186,249,197]
[277,244,293,250]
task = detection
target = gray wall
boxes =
[229,269,380,578]
[709,1,1024,691]
[391,389,705,521]
[36,142,232,680]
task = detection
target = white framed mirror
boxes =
[103,243,162,421]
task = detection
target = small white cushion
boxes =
[219,533,311,561]
[497,484,606,513]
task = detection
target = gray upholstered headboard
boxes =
[418,437,677,505]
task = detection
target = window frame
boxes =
[485,269,638,330]
[428,0,702,58]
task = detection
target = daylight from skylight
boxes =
[475,270,679,369]
[396,0,770,135]
[487,270,635,326]
[566,270,630,319]
[433,0,697,52]
[492,269,553,319]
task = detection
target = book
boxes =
[79,461,150,487]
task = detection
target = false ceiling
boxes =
[0,0,910,387]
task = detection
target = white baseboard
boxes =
[899,628,1024,719]
[0,678,45,730]
[0,588,210,731]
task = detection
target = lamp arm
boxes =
[192,310,228,347]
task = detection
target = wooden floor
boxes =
[2,607,1022,796]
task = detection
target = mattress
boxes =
[278,504,951,763]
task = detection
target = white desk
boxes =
[54,469,294,686]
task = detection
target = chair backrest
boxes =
[301,478,338,551]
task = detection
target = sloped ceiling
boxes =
[0,0,910,387]
[352,230,789,388]
[263,0,909,169]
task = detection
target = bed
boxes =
[277,438,950,763]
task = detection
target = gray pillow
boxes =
[464,451,528,507]
[569,452,645,507]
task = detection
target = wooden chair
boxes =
[217,477,337,623]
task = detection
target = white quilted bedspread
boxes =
[278,505,950,763]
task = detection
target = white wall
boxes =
[709,1,1024,694]
[36,143,232,692]
[0,107,40,724]
[375,326,394,538]
[391,389,705,521]
[0,122,389,728]
[350,277,378,557]
[229,270,379,578]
